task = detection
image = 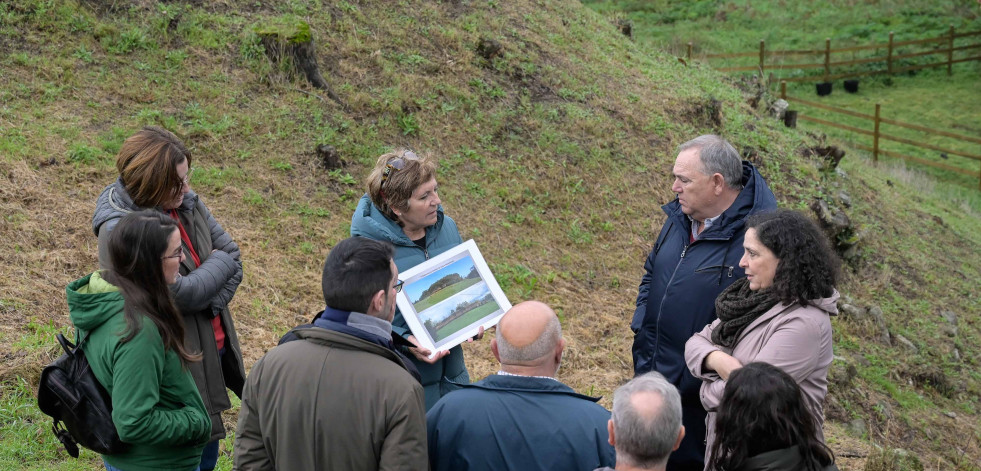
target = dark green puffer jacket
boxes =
[67,271,210,471]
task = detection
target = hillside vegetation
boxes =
[583,0,981,59]
[0,0,978,470]
[585,0,981,204]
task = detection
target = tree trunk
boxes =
[259,24,344,107]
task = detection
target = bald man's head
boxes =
[494,301,562,366]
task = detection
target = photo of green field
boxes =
[413,277,481,311]
[435,301,500,341]
[422,292,500,343]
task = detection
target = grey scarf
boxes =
[711,278,780,348]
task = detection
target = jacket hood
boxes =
[66,271,125,334]
[662,161,777,240]
[92,178,200,236]
[349,194,445,247]
[808,289,840,316]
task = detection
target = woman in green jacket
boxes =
[67,210,210,471]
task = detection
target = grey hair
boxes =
[678,134,743,190]
[496,314,561,363]
[611,372,683,469]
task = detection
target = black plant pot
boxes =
[844,79,859,93]
[784,110,798,128]
[816,82,833,96]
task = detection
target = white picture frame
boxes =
[396,239,511,357]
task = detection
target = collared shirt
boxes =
[689,213,721,241]
[495,370,560,382]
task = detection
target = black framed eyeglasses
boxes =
[380,150,419,187]
[393,279,404,293]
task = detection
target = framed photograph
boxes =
[396,239,511,356]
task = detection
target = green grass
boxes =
[583,0,981,60]
[783,69,981,203]
[413,278,481,311]
[436,302,501,342]
[13,319,72,352]
[0,378,102,470]
[585,0,981,198]
[1,0,979,468]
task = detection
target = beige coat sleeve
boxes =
[685,319,728,411]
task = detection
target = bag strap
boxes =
[56,334,77,357]
[52,421,80,458]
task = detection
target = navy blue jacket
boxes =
[631,161,775,470]
[426,375,616,471]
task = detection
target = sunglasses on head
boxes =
[380,150,419,187]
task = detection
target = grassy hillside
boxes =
[782,72,981,199]
[0,0,978,469]
[584,0,981,204]
[583,0,981,57]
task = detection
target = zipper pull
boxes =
[680,245,688,258]
[424,248,429,259]
[727,266,734,277]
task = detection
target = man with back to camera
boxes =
[631,135,776,470]
[234,237,427,470]
[595,372,685,471]
[426,301,616,471]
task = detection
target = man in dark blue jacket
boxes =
[632,135,777,471]
[427,301,616,471]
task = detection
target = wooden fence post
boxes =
[873,103,881,164]
[781,81,787,99]
[947,25,955,76]
[687,42,693,63]
[887,32,894,74]
[824,38,831,80]
[759,40,765,74]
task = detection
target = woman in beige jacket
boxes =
[685,209,840,470]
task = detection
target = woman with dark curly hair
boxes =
[708,362,837,471]
[684,209,840,469]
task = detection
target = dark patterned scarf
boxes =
[711,278,780,348]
